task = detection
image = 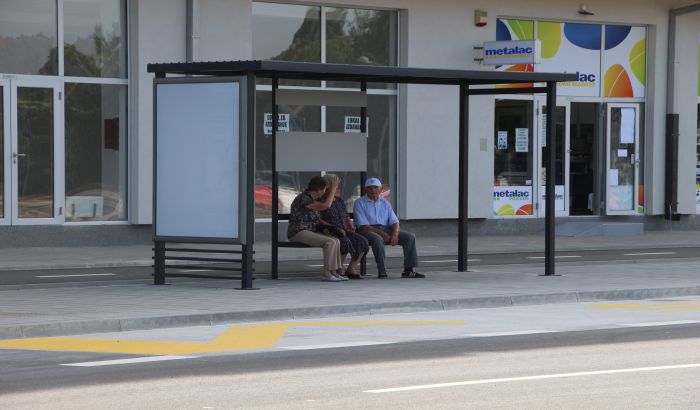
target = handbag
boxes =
[315,224,345,238]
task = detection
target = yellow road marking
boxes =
[591,301,700,312]
[0,320,464,355]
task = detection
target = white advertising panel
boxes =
[155,80,243,240]
[493,186,533,216]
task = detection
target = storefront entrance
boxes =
[0,78,63,225]
[494,99,642,217]
[569,102,600,215]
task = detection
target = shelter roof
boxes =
[147,60,577,85]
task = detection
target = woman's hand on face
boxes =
[329,176,340,188]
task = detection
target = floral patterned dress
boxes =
[320,196,369,260]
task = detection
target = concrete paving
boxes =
[0,230,697,271]
[0,230,698,340]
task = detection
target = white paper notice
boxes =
[264,113,290,135]
[515,128,529,153]
[609,169,619,186]
[497,131,508,150]
[344,116,369,134]
[620,108,635,144]
[617,149,628,158]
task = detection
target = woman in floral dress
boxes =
[319,176,369,280]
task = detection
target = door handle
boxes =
[12,152,26,158]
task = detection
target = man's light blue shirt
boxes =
[353,195,399,227]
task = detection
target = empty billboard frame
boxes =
[153,76,250,243]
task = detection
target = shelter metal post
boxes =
[360,79,368,276]
[458,83,469,272]
[271,76,280,279]
[153,240,165,285]
[543,81,558,276]
[240,72,257,289]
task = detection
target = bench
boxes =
[272,211,367,278]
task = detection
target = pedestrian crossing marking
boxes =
[591,301,700,312]
[0,320,463,355]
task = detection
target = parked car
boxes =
[255,171,301,214]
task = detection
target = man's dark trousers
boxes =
[359,226,418,275]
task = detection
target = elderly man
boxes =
[353,177,424,279]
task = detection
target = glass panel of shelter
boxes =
[254,90,396,217]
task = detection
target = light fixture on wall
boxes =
[578,4,594,16]
[474,9,488,27]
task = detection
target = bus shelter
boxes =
[147,60,576,289]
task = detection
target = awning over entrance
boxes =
[148,60,577,288]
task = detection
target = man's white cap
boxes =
[365,177,382,187]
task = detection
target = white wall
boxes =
[670,11,700,214]
[199,0,252,61]
[130,0,186,224]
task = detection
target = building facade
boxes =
[1,0,699,243]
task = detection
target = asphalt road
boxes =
[1,324,699,409]
[1,246,699,286]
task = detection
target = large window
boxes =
[252,2,399,217]
[65,84,127,221]
[0,0,58,75]
[0,1,128,223]
[63,0,127,78]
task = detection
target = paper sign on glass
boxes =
[620,108,635,144]
[515,128,529,153]
[609,169,619,186]
[617,149,628,158]
[497,131,508,150]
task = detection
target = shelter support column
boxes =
[360,79,368,276]
[544,81,557,276]
[241,72,257,289]
[458,83,469,272]
[271,76,279,279]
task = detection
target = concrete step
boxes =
[555,222,644,237]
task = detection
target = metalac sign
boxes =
[482,40,541,65]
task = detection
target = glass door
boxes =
[536,97,569,217]
[605,103,640,215]
[9,80,63,225]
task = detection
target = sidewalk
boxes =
[0,230,698,271]
[0,230,698,340]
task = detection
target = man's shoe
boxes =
[401,270,425,278]
[378,272,388,279]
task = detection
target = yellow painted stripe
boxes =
[591,301,700,311]
[0,320,464,355]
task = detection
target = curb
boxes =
[2,285,699,340]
